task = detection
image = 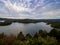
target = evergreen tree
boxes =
[25,33,32,39]
[17,32,25,41]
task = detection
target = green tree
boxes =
[39,30,47,37]
[49,29,58,36]
[34,32,39,38]
[25,33,32,40]
[17,32,25,41]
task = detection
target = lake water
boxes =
[0,22,53,35]
[0,20,5,22]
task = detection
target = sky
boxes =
[0,0,60,19]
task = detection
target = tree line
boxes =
[0,29,60,45]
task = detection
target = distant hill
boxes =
[0,18,7,20]
[0,18,60,23]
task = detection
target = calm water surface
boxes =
[0,22,53,35]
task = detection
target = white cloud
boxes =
[4,0,32,12]
[0,0,60,19]
[33,9,60,19]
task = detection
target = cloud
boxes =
[40,9,60,19]
[0,0,60,19]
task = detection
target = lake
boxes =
[0,22,53,35]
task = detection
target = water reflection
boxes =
[0,20,5,22]
[0,22,53,35]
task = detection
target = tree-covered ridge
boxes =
[0,19,60,28]
[0,29,60,45]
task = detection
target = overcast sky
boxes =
[0,0,60,19]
